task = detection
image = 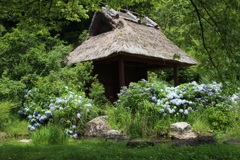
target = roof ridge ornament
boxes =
[126,11,141,24]
[142,17,159,29]
[110,9,119,18]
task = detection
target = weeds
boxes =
[31,124,67,145]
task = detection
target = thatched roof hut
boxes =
[65,7,198,101]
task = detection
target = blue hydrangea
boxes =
[66,129,73,135]
[34,111,38,116]
[73,134,78,139]
[85,103,92,107]
[77,113,81,118]
[18,110,24,114]
[179,109,183,113]
[28,115,33,119]
[184,110,188,115]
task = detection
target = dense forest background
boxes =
[0,0,239,103]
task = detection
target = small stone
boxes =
[106,129,121,136]
[169,122,197,139]
[19,139,32,143]
[0,132,7,138]
[208,130,214,133]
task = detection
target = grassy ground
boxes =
[1,139,240,160]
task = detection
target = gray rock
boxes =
[126,136,216,148]
[223,139,240,145]
[105,129,131,142]
[171,136,217,147]
[84,116,110,137]
[169,122,197,139]
[106,129,121,136]
[127,140,166,148]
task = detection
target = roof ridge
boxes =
[102,7,159,29]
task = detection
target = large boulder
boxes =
[169,122,197,139]
[84,116,110,137]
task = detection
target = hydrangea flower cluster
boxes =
[116,79,165,111]
[65,125,78,139]
[18,86,97,133]
[116,80,239,118]
[155,81,227,116]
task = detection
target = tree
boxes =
[151,0,240,92]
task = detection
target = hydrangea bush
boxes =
[18,86,99,137]
[116,80,240,130]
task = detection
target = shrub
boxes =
[116,79,166,113]
[89,81,109,107]
[18,85,99,137]
[114,80,240,138]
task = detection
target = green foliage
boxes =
[106,103,131,134]
[0,0,95,32]
[2,119,29,137]
[0,29,72,81]
[205,105,231,130]
[127,101,171,138]
[59,62,96,91]
[0,0,150,33]
[31,62,96,93]
[31,125,67,145]
[89,81,109,107]
[0,101,17,130]
[148,66,200,85]
[78,30,89,45]
[0,76,26,100]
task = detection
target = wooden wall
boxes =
[93,60,148,102]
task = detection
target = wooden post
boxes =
[174,64,178,87]
[119,56,125,87]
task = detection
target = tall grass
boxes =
[0,101,16,130]
[3,119,29,138]
[31,125,67,145]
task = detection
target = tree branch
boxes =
[190,0,223,82]
[198,0,233,57]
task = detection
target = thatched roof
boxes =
[64,7,198,67]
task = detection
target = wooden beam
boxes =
[119,56,125,87]
[174,64,178,87]
[122,54,175,66]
